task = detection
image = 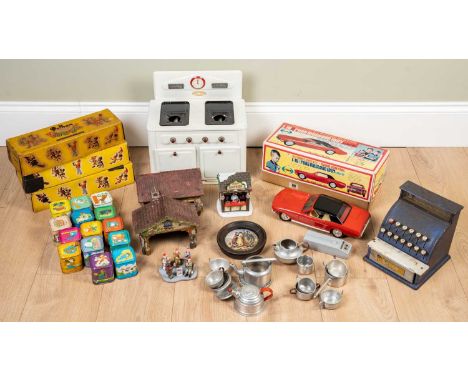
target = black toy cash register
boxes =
[364,181,463,289]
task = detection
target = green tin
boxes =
[94,205,116,221]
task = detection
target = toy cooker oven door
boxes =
[151,146,197,173]
[199,145,242,180]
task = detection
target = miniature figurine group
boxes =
[159,248,197,283]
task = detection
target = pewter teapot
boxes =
[230,255,275,288]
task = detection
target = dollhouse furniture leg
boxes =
[140,235,151,255]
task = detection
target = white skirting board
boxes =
[1,101,468,147]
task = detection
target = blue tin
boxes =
[70,195,92,212]
[71,207,95,227]
[108,229,131,250]
[112,245,138,279]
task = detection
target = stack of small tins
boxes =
[50,200,84,274]
[92,191,138,280]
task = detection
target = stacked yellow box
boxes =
[6,109,135,212]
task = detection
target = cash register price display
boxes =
[364,181,463,289]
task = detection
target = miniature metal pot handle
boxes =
[299,241,309,251]
[290,288,297,294]
[313,277,331,299]
[260,287,273,301]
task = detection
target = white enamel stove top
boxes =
[147,71,247,183]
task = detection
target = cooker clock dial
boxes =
[190,76,206,89]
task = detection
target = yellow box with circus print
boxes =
[6,109,125,178]
[31,162,134,212]
[262,123,389,208]
[21,142,130,193]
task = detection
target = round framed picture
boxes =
[216,221,267,259]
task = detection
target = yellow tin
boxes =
[21,142,130,193]
[6,109,125,178]
[32,162,134,212]
[80,220,103,238]
[57,242,83,274]
[49,199,71,217]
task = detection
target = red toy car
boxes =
[272,188,371,238]
[276,134,347,155]
[347,182,367,197]
[295,170,346,189]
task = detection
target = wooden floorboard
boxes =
[0,146,467,321]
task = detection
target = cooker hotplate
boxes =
[159,101,190,126]
[205,101,235,125]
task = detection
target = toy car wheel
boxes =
[331,229,343,238]
[279,213,291,221]
[329,182,337,188]
[325,150,335,155]
[284,140,295,146]
[298,173,306,180]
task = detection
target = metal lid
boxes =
[238,284,262,304]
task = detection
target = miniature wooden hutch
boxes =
[132,196,200,255]
[136,168,204,214]
[217,172,252,215]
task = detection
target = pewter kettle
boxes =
[230,255,275,288]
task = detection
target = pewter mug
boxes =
[319,289,343,309]
[297,255,314,275]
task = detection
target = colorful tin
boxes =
[90,252,114,284]
[21,142,130,193]
[91,191,113,208]
[81,235,105,267]
[57,242,83,274]
[70,195,92,211]
[49,199,71,217]
[31,162,134,212]
[108,230,131,249]
[94,205,117,221]
[71,207,95,228]
[112,246,138,279]
[80,220,103,238]
[59,227,82,244]
[49,215,72,243]
[6,109,125,178]
[102,216,125,241]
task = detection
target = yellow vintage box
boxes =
[262,123,390,209]
[31,162,134,212]
[6,109,125,178]
[21,142,130,193]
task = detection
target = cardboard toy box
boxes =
[262,123,389,209]
[31,162,134,212]
[22,142,130,193]
[6,109,125,178]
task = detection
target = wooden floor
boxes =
[1,147,468,321]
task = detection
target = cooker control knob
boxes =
[380,228,386,233]
[406,242,413,248]
[218,136,225,143]
[186,137,192,143]
[395,221,401,227]
[386,231,393,237]
[420,249,427,256]
[388,218,395,224]
[202,136,209,143]
[408,228,415,234]
[402,225,408,231]
[414,246,420,252]
[393,235,399,240]
[170,137,176,144]
[416,232,422,238]
[400,238,406,244]
[422,235,428,242]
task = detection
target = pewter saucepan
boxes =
[209,258,230,272]
[273,239,308,264]
[290,277,319,301]
[205,268,226,289]
[313,259,348,298]
[319,289,343,309]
